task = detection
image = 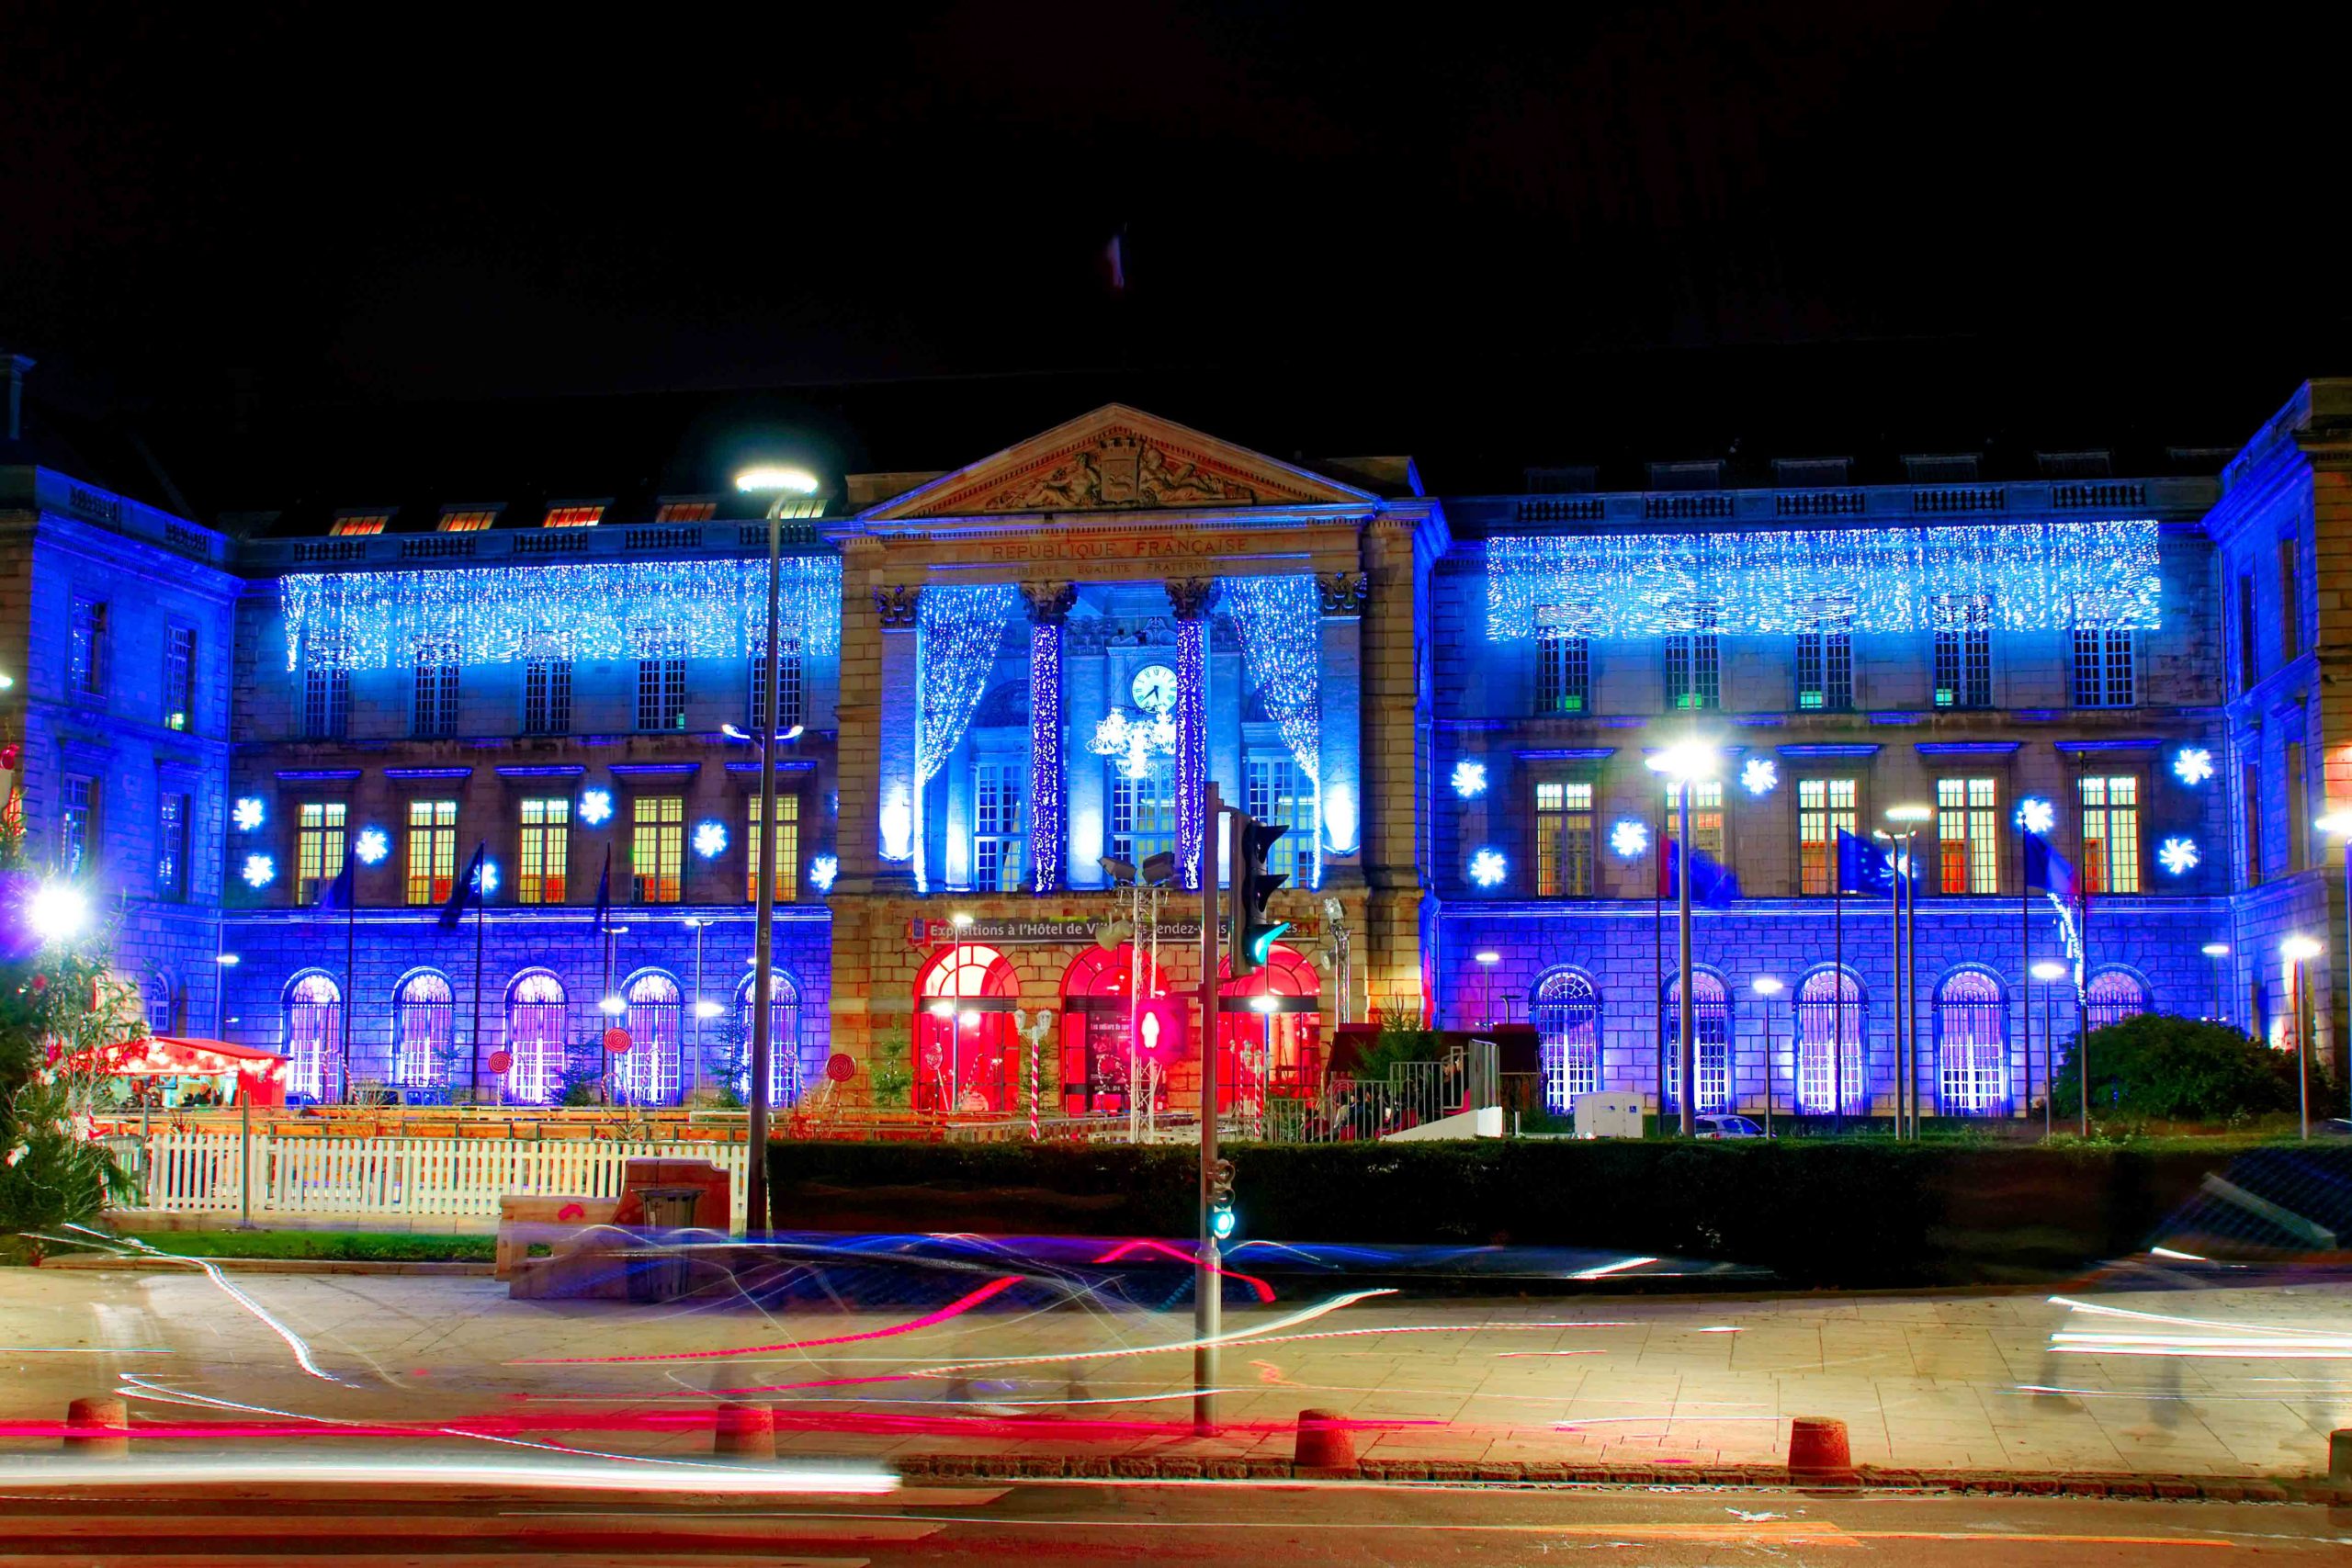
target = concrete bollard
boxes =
[1786,1416,1855,1483]
[1294,1408,1356,1472]
[63,1396,129,1459]
[711,1401,776,1461]
[2330,1428,2352,1483]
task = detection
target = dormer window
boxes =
[542,503,605,528]
[330,511,390,536]
[654,499,718,523]
[437,507,501,533]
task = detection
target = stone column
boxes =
[1020,581,1076,894]
[1317,570,1368,889]
[872,582,922,896]
[1068,621,1108,887]
[1361,516,1429,1021]
[832,540,886,893]
[1167,577,1219,890]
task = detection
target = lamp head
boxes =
[1644,738,1722,782]
[1474,950,1500,965]
[2281,935,2324,963]
[2030,961,2066,982]
[1885,804,1933,824]
[1751,976,1783,997]
[734,465,820,495]
[951,911,974,931]
[2315,810,2352,838]
[2201,942,2231,958]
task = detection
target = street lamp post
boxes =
[214,952,241,1038]
[2283,935,2324,1141]
[2313,809,2352,1125]
[1752,976,1782,1136]
[734,462,821,1236]
[1645,738,1720,1137]
[2030,960,2065,1140]
[1475,951,1500,1028]
[2201,942,2231,1028]
[1883,806,1931,1140]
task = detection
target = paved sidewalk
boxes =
[3,1265,2346,1478]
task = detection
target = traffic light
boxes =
[1208,1157,1237,1241]
[1230,816,1290,980]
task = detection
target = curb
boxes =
[890,1453,2349,1501]
[40,1255,494,1277]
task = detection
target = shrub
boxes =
[2052,1013,2321,1123]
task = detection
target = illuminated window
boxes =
[542,503,605,528]
[296,802,347,904]
[330,512,390,536]
[517,797,569,905]
[613,971,683,1104]
[654,499,718,523]
[2085,970,2147,1032]
[2078,774,2141,894]
[1532,970,1600,1110]
[1936,969,2007,1113]
[736,971,804,1105]
[393,971,455,1088]
[1110,759,1176,868]
[283,973,342,1101]
[405,799,458,905]
[1935,777,1999,895]
[1665,778,1724,862]
[163,624,197,731]
[1535,615,1589,714]
[746,791,799,903]
[974,760,1026,892]
[1664,609,1719,711]
[1533,780,1594,897]
[1663,972,1731,1113]
[1798,777,1857,895]
[523,660,571,733]
[1796,968,1863,1112]
[1245,754,1311,886]
[631,795,684,903]
[1934,597,1991,708]
[2071,626,2134,707]
[437,508,500,533]
[503,971,568,1105]
[1796,627,1852,710]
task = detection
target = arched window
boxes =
[504,970,569,1105]
[734,970,803,1106]
[1936,969,2007,1115]
[1664,972,1732,1113]
[612,971,684,1104]
[1795,968,1865,1113]
[143,972,176,1036]
[914,942,1021,1114]
[393,971,455,1089]
[1531,969,1600,1111]
[1057,944,1178,1116]
[2085,970,2147,1032]
[282,972,342,1102]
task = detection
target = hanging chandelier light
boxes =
[1089,705,1179,780]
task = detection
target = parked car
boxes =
[1693,1114,1768,1139]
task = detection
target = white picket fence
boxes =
[131,1132,749,1230]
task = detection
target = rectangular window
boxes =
[518,797,569,905]
[1534,620,1589,714]
[637,650,687,731]
[1244,754,1313,886]
[156,791,190,901]
[542,504,604,528]
[1665,777,1725,861]
[1798,777,1857,895]
[330,511,389,536]
[746,791,799,903]
[297,801,348,904]
[163,623,197,731]
[654,499,718,524]
[413,644,459,737]
[68,596,107,697]
[1533,780,1594,897]
[523,660,571,733]
[750,638,804,731]
[2072,626,2134,707]
[631,795,684,903]
[974,760,1027,892]
[1934,597,1991,708]
[60,774,96,875]
[1109,761,1177,868]
[2237,570,2259,693]
[405,799,458,905]
[2279,537,2301,664]
[2243,760,2264,887]
[2078,774,2141,894]
[1796,628,1852,710]
[2287,740,2309,872]
[304,666,350,739]
[436,507,498,533]
[1664,615,1720,711]
[1935,777,2000,895]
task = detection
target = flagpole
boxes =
[2019,816,2030,1122]
[342,852,357,1102]
[471,867,486,1103]
[1653,786,1665,1126]
[1834,840,1845,1136]
[1887,846,1901,1139]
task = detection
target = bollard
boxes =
[63,1396,129,1459]
[1293,1408,1356,1472]
[711,1401,776,1461]
[1786,1416,1855,1483]
[2331,1428,2352,1483]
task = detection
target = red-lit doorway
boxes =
[913,943,1020,1113]
[1217,943,1323,1114]
[1058,945,1181,1117]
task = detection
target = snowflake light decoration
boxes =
[241,853,276,888]
[232,797,266,832]
[1611,819,1649,859]
[2172,747,2214,786]
[2015,796,2055,835]
[1452,760,1488,798]
[472,858,500,896]
[578,788,613,826]
[2158,836,2199,876]
[808,854,839,894]
[1468,848,1508,888]
[1741,757,1779,796]
[354,828,390,864]
[694,820,729,859]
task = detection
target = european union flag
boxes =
[1661,840,1741,907]
[1835,827,1893,895]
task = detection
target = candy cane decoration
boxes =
[1014,1008,1054,1141]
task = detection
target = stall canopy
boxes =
[62,1036,291,1106]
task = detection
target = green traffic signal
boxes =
[1231,817,1288,979]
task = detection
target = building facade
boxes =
[6,383,2347,1119]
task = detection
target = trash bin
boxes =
[625,1184,702,1303]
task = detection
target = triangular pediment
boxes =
[861,404,1376,520]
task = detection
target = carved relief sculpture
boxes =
[1317,571,1370,615]
[873,584,923,627]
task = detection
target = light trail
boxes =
[514,1274,1022,1364]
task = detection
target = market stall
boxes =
[62,1035,293,1110]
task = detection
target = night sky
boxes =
[4,1,2347,478]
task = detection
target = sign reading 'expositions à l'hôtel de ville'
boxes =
[909,915,1322,947]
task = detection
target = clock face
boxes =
[1131,663,1179,714]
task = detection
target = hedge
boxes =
[768,1139,2255,1289]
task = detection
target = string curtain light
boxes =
[1221,576,1321,788]
[915,585,1020,786]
